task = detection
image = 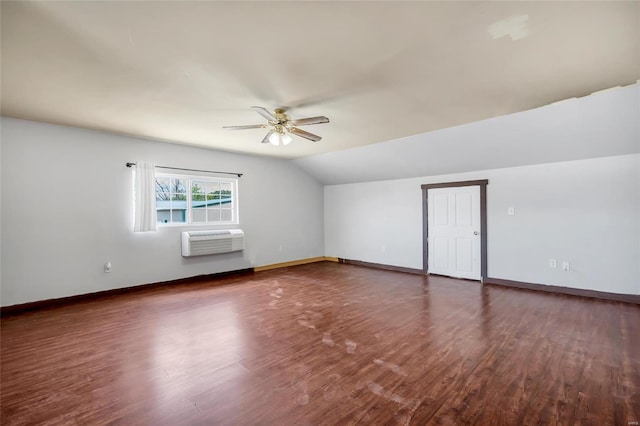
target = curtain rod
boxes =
[126,162,243,178]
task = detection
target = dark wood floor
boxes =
[1,262,639,425]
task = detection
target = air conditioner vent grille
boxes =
[181,229,244,257]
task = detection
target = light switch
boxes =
[508,207,515,216]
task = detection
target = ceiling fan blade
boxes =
[261,130,274,144]
[290,116,330,126]
[290,127,322,142]
[251,106,276,122]
[223,124,266,130]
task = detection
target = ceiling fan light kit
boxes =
[269,131,292,146]
[224,106,329,146]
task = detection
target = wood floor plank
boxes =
[1,262,639,425]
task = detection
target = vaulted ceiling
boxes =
[1,1,638,159]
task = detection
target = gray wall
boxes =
[0,117,324,306]
[325,154,640,295]
[2,84,638,305]
[307,83,639,296]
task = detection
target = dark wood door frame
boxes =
[421,179,489,282]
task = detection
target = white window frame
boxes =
[155,172,239,227]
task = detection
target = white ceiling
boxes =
[1,1,639,159]
[293,84,640,185]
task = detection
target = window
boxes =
[155,173,238,225]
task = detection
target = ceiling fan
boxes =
[223,106,329,146]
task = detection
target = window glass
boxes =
[155,174,238,225]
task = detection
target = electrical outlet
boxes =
[549,259,557,268]
[562,261,570,271]
[104,261,112,273]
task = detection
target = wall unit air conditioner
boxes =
[181,229,244,257]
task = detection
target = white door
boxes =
[427,186,481,280]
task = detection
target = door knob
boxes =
[473,231,479,236]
